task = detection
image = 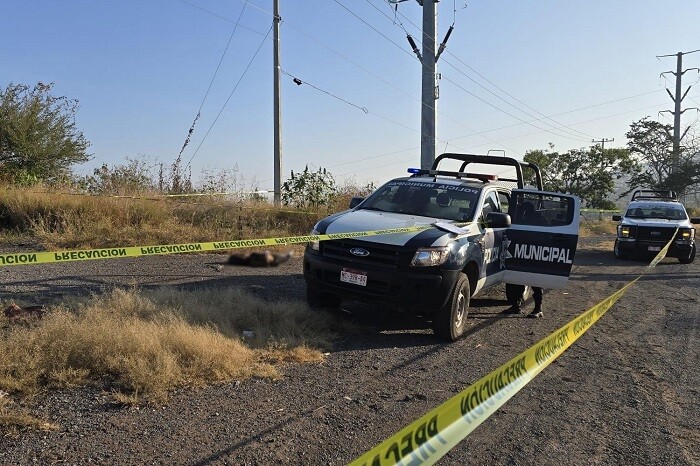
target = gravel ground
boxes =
[1,235,698,465]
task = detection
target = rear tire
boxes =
[306,285,341,311]
[433,273,470,342]
[614,239,627,260]
[678,243,696,264]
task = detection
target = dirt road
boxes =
[1,235,698,465]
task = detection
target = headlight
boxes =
[677,229,694,241]
[618,225,630,238]
[309,229,320,251]
[411,246,451,267]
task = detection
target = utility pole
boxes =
[420,0,438,170]
[398,0,453,170]
[592,138,614,151]
[657,49,700,176]
[273,0,282,206]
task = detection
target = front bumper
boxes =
[616,237,695,258]
[303,250,461,313]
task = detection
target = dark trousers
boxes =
[532,286,543,306]
[511,285,543,306]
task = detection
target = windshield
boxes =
[625,206,687,220]
[359,180,479,221]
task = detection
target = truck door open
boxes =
[502,190,580,289]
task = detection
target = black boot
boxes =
[528,304,543,318]
[505,300,523,314]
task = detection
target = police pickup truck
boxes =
[612,189,698,263]
[304,153,580,341]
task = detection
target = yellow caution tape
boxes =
[580,208,620,213]
[348,232,675,466]
[0,226,431,267]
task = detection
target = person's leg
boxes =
[506,284,525,314]
[533,287,542,311]
[529,287,543,318]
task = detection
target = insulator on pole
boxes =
[435,25,454,62]
[406,34,422,60]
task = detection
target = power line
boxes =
[279,69,473,150]
[281,69,369,114]
[182,1,671,183]
[342,0,591,143]
[257,91,682,186]
[332,96,700,180]
[440,74,590,142]
[176,3,248,160]
[328,0,531,154]
[441,89,664,144]
[177,0,267,37]
[183,25,274,172]
[376,0,595,141]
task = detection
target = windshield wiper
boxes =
[359,206,388,212]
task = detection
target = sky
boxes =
[2,0,700,192]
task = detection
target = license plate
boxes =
[648,246,661,252]
[340,268,367,286]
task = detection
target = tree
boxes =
[523,144,638,209]
[0,82,91,184]
[625,117,700,195]
[282,165,336,210]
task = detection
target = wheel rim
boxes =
[454,290,467,329]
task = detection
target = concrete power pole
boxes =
[658,50,700,176]
[420,0,438,170]
[592,138,614,151]
[400,0,451,169]
[273,0,282,206]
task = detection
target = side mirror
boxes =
[349,197,364,209]
[612,215,622,221]
[486,212,511,228]
[690,217,700,224]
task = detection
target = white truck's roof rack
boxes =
[430,153,543,191]
[631,189,678,201]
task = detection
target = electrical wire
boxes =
[176,3,247,161]
[183,25,274,172]
[182,1,676,185]
[360,1,591,142]
[328,96,700,180]
[178,0,266,37]
[330,0,528,153]
[257,90,678,186]
[377,0,596,141]
[281,69,368,114]
[280,70,475,152]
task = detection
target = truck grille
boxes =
[636,226,676,242]
[320,239,407,268]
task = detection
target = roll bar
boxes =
[630,189,677,201]
[431,153,543,191]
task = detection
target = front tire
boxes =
[433,273,470,342]
[678,243,696,264]
[614,239,627,260]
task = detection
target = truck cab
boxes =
[304,153,580,341]
[613,189,698,263]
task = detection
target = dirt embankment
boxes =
[1,235,698,465]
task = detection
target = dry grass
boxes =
[0,186,326,250]
[580,217,617,237]
[0,287,341,431]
